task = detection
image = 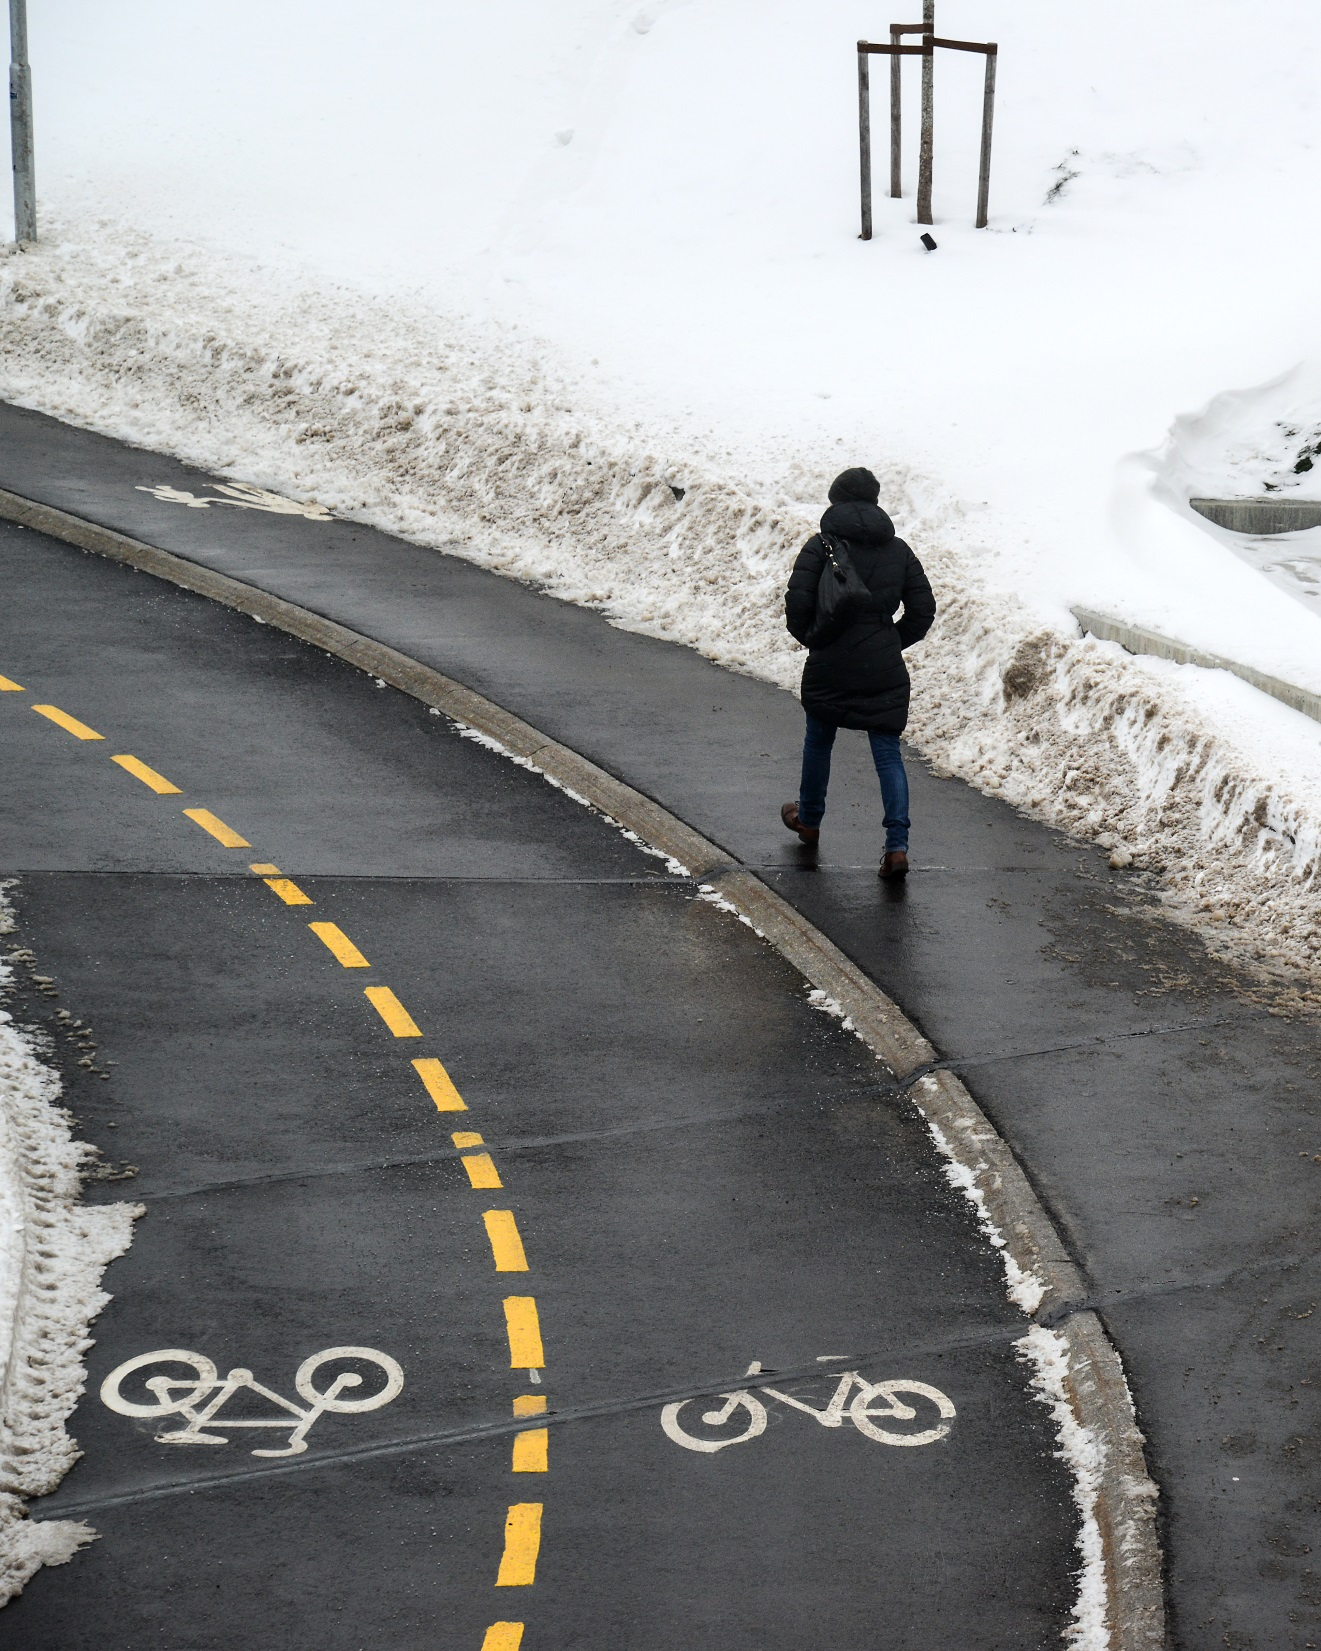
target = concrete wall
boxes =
[1071,607,1321,726]
[1189,497,1321,535]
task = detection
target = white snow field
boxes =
[0,891,140,1602]
[2,0,1321,997]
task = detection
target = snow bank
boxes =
[2,221,1319,984]
[1154,363,1321,617]
[0,889,140,1604]
[1016,1326,1108,1651]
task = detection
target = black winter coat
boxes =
[784,501,936,732]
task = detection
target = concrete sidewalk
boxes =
[1,399,1319,1647]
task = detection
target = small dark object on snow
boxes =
[669,483,686,500]
[781,802,819,846]
[879,850,909,880]
[920,233,937,251]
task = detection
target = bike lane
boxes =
[0,523,1077,1648]
[6,400,1321,1646]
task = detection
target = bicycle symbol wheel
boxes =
[661,1392,769,1453]
[849,1379,956,1446]
[100,1350,219,1417]
[295,1347,405,1413]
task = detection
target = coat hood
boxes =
[827,466,881,504]
[820,499,895,544]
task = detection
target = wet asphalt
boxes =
[0,400,1319,1647]
[0,520,1074,1648]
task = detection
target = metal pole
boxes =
[8,0,34,243]
[975,45,997,229]
[889,25,902,198]
[916,0,934,225]
[857,45,872,241]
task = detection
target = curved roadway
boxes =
[0,514,1073,1648]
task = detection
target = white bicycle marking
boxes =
[135,481,333,520]
[100,1346,403,1458]
[661,1361,956,1453]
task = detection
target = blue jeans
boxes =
[798,714,910,851]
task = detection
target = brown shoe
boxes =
[781,802,819,845]
[879,850,909,880]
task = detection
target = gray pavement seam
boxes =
[5,870,687,885]
[922,1012,1270,1077]
[129,1100,808,1204]
[40,1320,1045,1523]
[1,484,1165,1650]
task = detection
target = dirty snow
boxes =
[914,1077,1108,1646]
[1016,1325,1108,1651]
[805,988,856,1033]
[0,889,140,1603]
[449,717,690,873]
[694,884,765,937]
[916,1089,1047,1317]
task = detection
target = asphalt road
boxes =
[1,401,1318,1647]
[0,519,1075,1648]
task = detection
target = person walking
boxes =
[781,467,936,879]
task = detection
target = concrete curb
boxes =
[1073,604,1321,728]
[2,485,1165,1649]
[1189,496,1321,536]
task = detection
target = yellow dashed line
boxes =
[503,1297,545,1369]
[264,877,312,905]
[250,863,313,901]
[309,921,370,968]
[112,754,182,795]
[364,986,422,1037]
[454,1133,502,1189]
[512,1395,548,1473]
[30,685,555,1624]
[481,1625,525,1651]
[33,703,104,740]
[483,1210,528,1271]
[0,673,24,691]
[495,1504,542,1587]
[183,807,251,847]
[412,1056,466,1111]
[460,1154,502,1190]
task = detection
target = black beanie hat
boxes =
[827,467,881,505]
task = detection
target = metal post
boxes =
[916,0,934,226]
[8,0,34,243]
[889,25,902,199]
[857,44,872,241]
[975,45,997,229]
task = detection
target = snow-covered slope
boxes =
[3,0,1321,981]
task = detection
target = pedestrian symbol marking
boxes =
[661,1361,955,1452]
[100,1346,403,1458]
[136,482,333,520]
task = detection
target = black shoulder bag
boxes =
[805,534,873,648]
